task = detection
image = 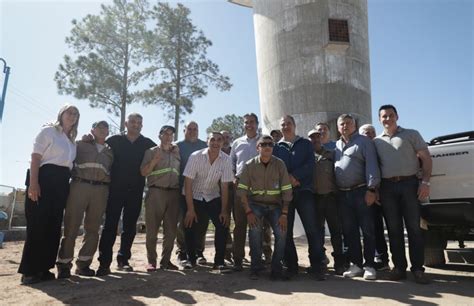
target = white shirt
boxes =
[33,126,77,170]
[183,148,234,202]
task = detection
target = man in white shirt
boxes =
[183,132,234,271]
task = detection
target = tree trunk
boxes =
[174,104,180,141]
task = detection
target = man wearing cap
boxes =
[97,113,156,276]
[359,123,390,272]
[273,115,325,280]
[308,128,345,275]
[374,104,432,284]
[270,129,282,143]
[237,135,292,280]
[56,120,113,278]
[141,125,181,271]
[334,114,380,280]
[183,132,234,271]
[315,122,336,150]
[175,121,208,266]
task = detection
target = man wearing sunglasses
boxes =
[237,135,292,280]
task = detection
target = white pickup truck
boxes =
[422,131,474,266]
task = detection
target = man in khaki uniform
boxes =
[57,120,113,278]
[308,129,345,275]
[237,135,292,280]
[141,125,181,271]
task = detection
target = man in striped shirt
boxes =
[183,132,234,271]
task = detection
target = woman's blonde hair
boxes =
[54,104,80,142]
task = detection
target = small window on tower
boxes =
[328,19,350,43]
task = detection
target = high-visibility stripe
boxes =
[281,184,292,191]
[76,162,110,175]
[251,189,281,195]
[266,190,281,195]
[238,183,249,190]
[150,167,179,177]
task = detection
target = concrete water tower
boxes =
[230,0,372,137]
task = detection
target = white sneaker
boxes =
[363,266,377,280]
[343,264,364,278]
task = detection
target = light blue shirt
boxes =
[334,132,381,189]
[230,134,260,177]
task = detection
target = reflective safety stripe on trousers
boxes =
[149,167,179,176]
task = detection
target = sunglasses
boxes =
[259,142,274,148]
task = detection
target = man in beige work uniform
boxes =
[57,120,113,278]
[141,125,181,271]
[237,135,292,280]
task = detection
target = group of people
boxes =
[18,103,432,286]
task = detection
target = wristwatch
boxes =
[421,181,431,186]
[367,187,377,193]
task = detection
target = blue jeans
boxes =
[285,190,324,272]
[248,203,286,273]
[380,177,424,272]
[338,187,375,268]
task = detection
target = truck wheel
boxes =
[424,230,447,267]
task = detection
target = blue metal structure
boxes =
[0,58,11,122]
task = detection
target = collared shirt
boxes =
[33,126,77,170]
[374,126,427,178]
[106,134,156,189]
[72,141,114,183]
[323,140,337,151]
[176,139,207,187]
[141,145,180,188]
[237,155,293,206]
[313,148,337,194]
[334,132,380,188]
[183,148,234,201]
[230,133,260,177]
[273,136,315,191]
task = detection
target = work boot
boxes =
[56,262,72,279]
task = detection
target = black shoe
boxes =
[334,265,346,276]
[76,267,95,277]
[310,270,326,281]
[270,271,290,281]
[57,268,71,279]
[96,266,111,276]
[160,262,179,271]
[213,264,232,274]
[117,260,133,272]
[177,252,187,262]
[21,274,41,285]
[233,261,243,272]
[249,270,259,280]
[389,268,407,281]
[413,270,430,285]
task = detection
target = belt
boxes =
[382,175,417,182]
[149,185,179,191]
[73,177,109,186]
[338,183,366,192]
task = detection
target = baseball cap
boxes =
[307,129,321,137]
[92,120,109,128]
[159,125,176,135]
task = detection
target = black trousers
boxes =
[185,198,228,265]
[18,164,71,275]
[98,185,144,267]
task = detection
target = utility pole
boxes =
[0,58,11,122]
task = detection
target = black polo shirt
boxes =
[106,134,156,190]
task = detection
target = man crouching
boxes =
[237,135,292,280]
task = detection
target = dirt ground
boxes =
[1,234,473,305]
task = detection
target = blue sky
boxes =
[1,0,472,188]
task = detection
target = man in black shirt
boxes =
[97,113,156,276]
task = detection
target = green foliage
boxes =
[55,0,149,132]
[207,114,245,138]
[141,3,232,138]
